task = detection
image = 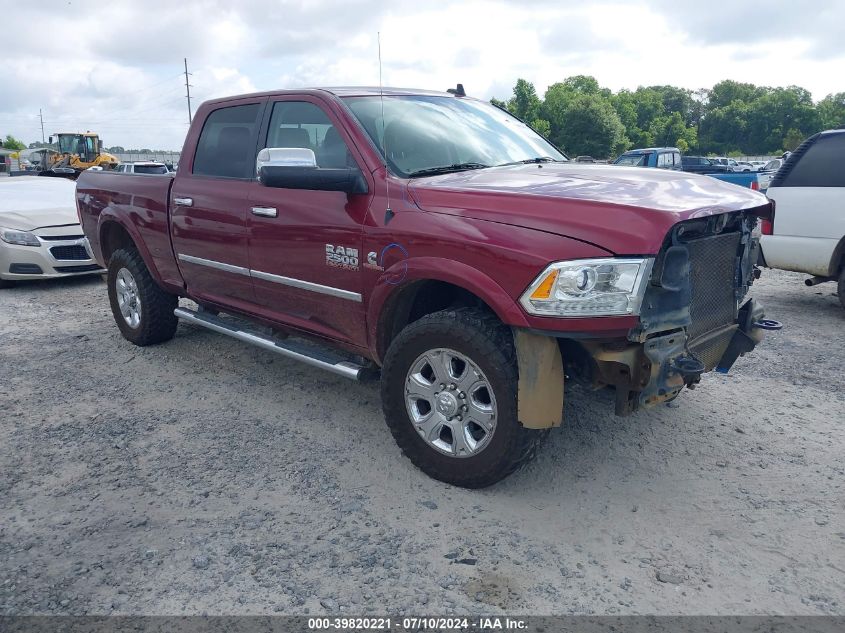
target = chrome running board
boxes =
[174,307,366,380]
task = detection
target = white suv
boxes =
[116,161,170,175]
[761,129,845,308]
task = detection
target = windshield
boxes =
[614,154,650,166]
[343,95,566,177]
[133,164,168,175]
[57,135,84,154]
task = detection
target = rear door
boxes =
[246,97,372,347]
[170,99,266,310]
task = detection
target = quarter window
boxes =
[193,103,262,179]
[780,133,845,187]
[657,153,672,168]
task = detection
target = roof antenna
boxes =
[378,31,394,224]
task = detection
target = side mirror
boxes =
[257,147,368,194]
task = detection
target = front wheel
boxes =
[381,308,547,488]
[838,267,845,310]
[107,248,178,346]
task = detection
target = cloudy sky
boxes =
[2,0,843,150]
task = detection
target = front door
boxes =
[170,99,265,311]
[247,98,372,347]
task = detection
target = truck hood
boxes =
[407,163,770,254]
[0,177,79,231]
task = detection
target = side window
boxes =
[193,103,262,179]
[673,152,681,167]
[657,152,671,168]
[265,101,355,169]
[780,134,845,187]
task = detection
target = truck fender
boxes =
[96,210,166,288]
[371,255,530,325]
[366,256,531,360]
[513,329,564,429]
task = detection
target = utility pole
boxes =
[183,58,193,125]
[39,108,45,143]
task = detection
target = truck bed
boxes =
[76,171,183,292]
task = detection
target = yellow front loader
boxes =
[40,132,119,179]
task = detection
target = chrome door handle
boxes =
[251,206,278,218]
[173,197,193,207]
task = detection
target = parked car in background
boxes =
[613,147,682,170]
[760,129,845,308]
[736,161,754,172]
[75,86,775,487]
[0,177,104,288]
[711,157,742,172]
[622,149,760,189]
[756,159,783,191]
[116,161,170,175]
[681,155,730,174]
[575,156,596,163]
[749,161,768,171]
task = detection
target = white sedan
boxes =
[0,177,104,288]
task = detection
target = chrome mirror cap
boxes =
[256,147,316,175]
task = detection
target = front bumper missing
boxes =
[584,298,777,415]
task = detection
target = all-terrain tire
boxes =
[838,267,845,310]
[107,247,178,346]
[381,307,547,488]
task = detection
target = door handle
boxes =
[251,206,278,218]
[173,197,193,207]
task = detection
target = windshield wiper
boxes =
[498,156,563,166]
[407,163,490,177]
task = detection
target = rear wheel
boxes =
[107,248,178,345]
[381,307,547,488]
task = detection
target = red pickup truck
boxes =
[76,86,777,488]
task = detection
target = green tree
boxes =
[816,92,845,130]
[2,134,26,150]
[507,78,542,122]
[555,93,627,159]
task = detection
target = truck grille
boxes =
[50,245,89,261]
[685,231,741,369]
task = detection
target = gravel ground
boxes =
[1,268,843,616]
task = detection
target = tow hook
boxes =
[672,356,705,381]
[753,319,782,331]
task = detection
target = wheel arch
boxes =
[368,257,530,364]
[827,235,845,277]
[97,216,166,288]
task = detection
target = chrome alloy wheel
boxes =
[115,267,142,329]
[405,348,497,457]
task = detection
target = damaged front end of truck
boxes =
[573,206,780,416]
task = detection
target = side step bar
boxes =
[174,307,366,380]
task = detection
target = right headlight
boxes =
[0,227,41,247]
[519,257,654,317]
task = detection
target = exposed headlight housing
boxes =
[0,227,40,247]
[520,258,654,317]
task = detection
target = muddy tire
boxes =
[838,267,845,310]
[107,248,178,346]
[381,307,547,488]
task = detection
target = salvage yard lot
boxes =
[1,269,843,616]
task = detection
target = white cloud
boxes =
[1,0,842,149]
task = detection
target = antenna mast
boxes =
[378,32,391,215]
[184,58,193,125]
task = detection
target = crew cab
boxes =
[761,129,845,308]
[76,87,777,487]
